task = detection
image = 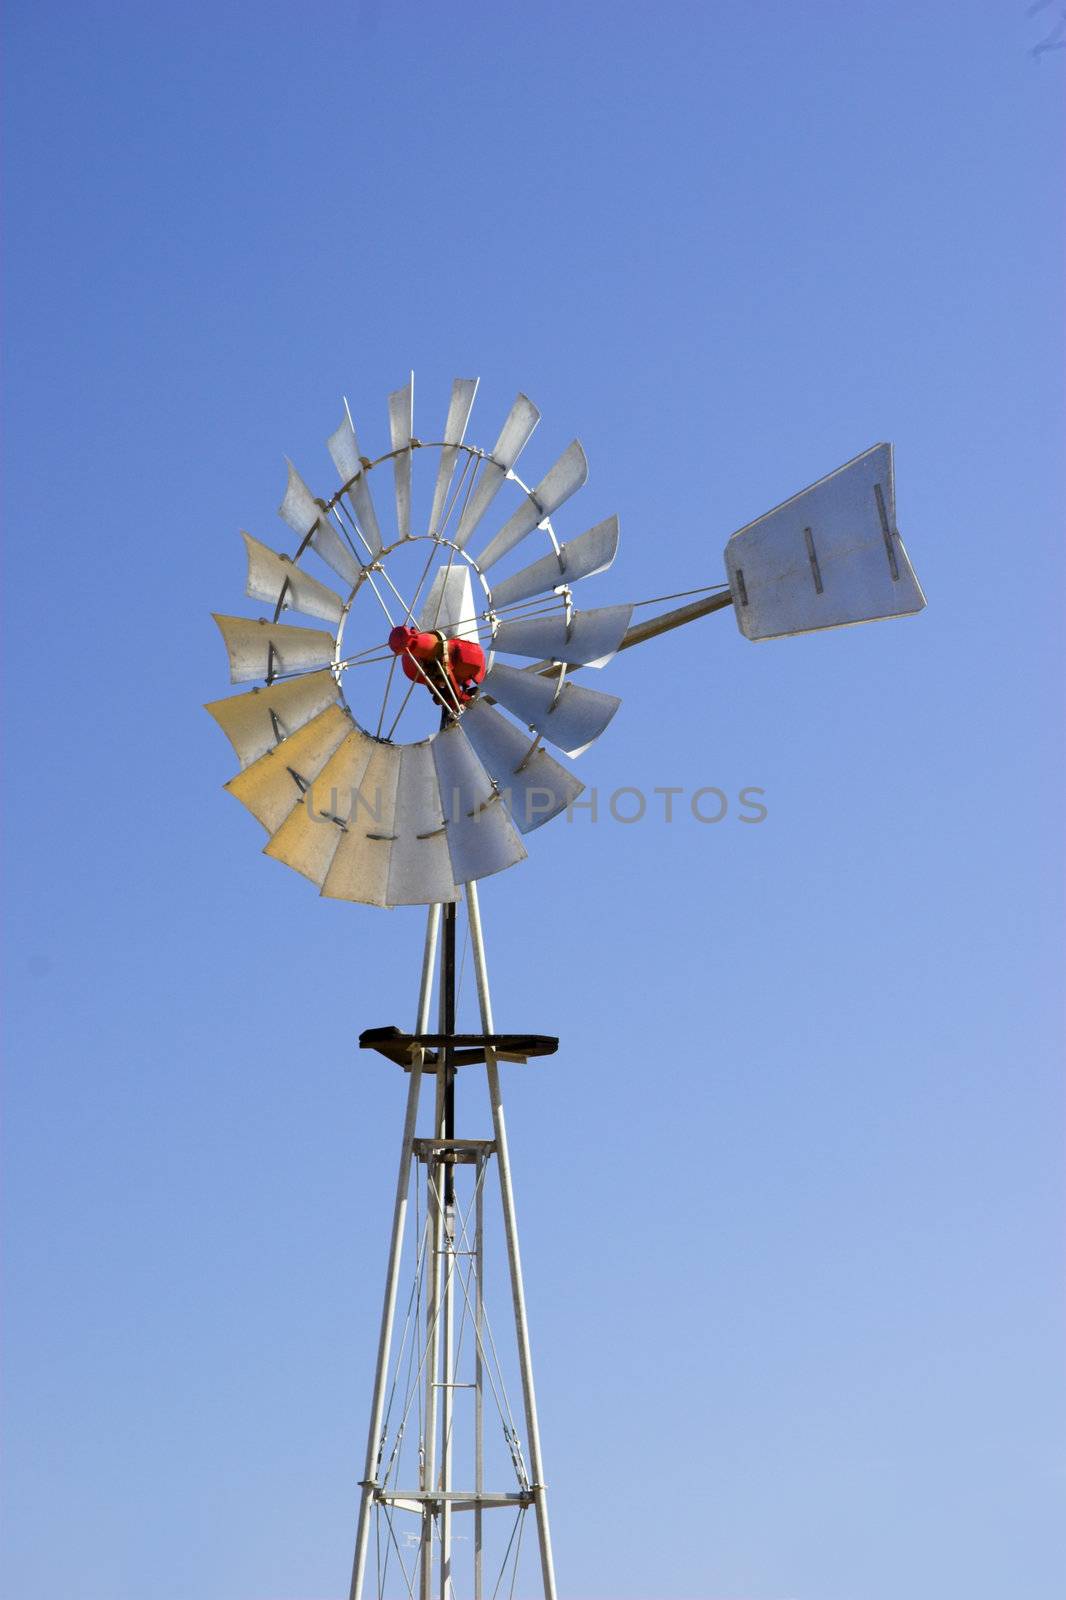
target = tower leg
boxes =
[466,884,559,1600]
[474,1152,484,1600]
[437,900,457,1600]
[420,1063,445,1599]
[350,904,440,1600]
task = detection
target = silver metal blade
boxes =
[224,703,353,833]
[386,741,459,906]
[453,395,540,550]
[432,723,527,884]
[212,614,335,683]
[475,440,589,571]
[242,533,345,624]
[346,474,385,560]
[459,700,583,833]
[428,378,479,536]
[320,740,404,907]
[278,457,325,533]
[326,411,384,558]
[205,669,342,769]
[482,662,621,757]
[487,515,620,609]
[492,604,633,668]
[388,374,414,541]
[724,443,926,640]
[263,726,377,885]
[311,519,364,588]
[419,562,478,639]
[278,460,363,586]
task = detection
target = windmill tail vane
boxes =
[205,373,926,1598]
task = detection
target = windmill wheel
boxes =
[206,375,630,908]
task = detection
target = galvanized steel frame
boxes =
[348,890,557,1600]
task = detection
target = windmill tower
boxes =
[207,375,925,1598]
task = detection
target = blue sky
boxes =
[2,3,1063,1598]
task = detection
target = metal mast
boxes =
[349,890,558,1600]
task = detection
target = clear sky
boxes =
[2,3,1063,1598]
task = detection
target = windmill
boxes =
[206,375,925,1600]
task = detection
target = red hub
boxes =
[387,625,486,708]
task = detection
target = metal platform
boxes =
[359,1025,559,1070]
[371,1488,535,1514]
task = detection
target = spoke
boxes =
[450,601,563,644]
[424,543,458,632]
[330,499,376,564]
[384,676,419,743]
[336,573,551,676]
[360,565,399,630]
[333,496,416,619]
[416,649,464,719]
[377,559,416,620]
[337,636,397,667]
[375,653,401,739]
[487,592,570,619]
[401,539,444,628]
[331,500,413,629]
[337,651,396,671]
[436,449,478,544]
[383,645,464,723]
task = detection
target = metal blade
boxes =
[278,460,364,586]
[224,703,352,833]
[459,700,583,833]
[320,740,404,907]
[475,440,589,571]
[310,519,363,588]
[428,378,479,537]
[482,662,621,757]
[326,410,384,559]
[487,515,620,609]
[493,604,633,668]
[327,413,362,481]
[278,457,325,533]
[263,726,377,885]
[205,669,342,769]
[386,742,459,906]
[419,562,478,640]
[242,533,345,624]
[212,614,335,683]
[453,395,540,550]
[388,374,414,541]
[432,723,527,885]
[724,443,926,640]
